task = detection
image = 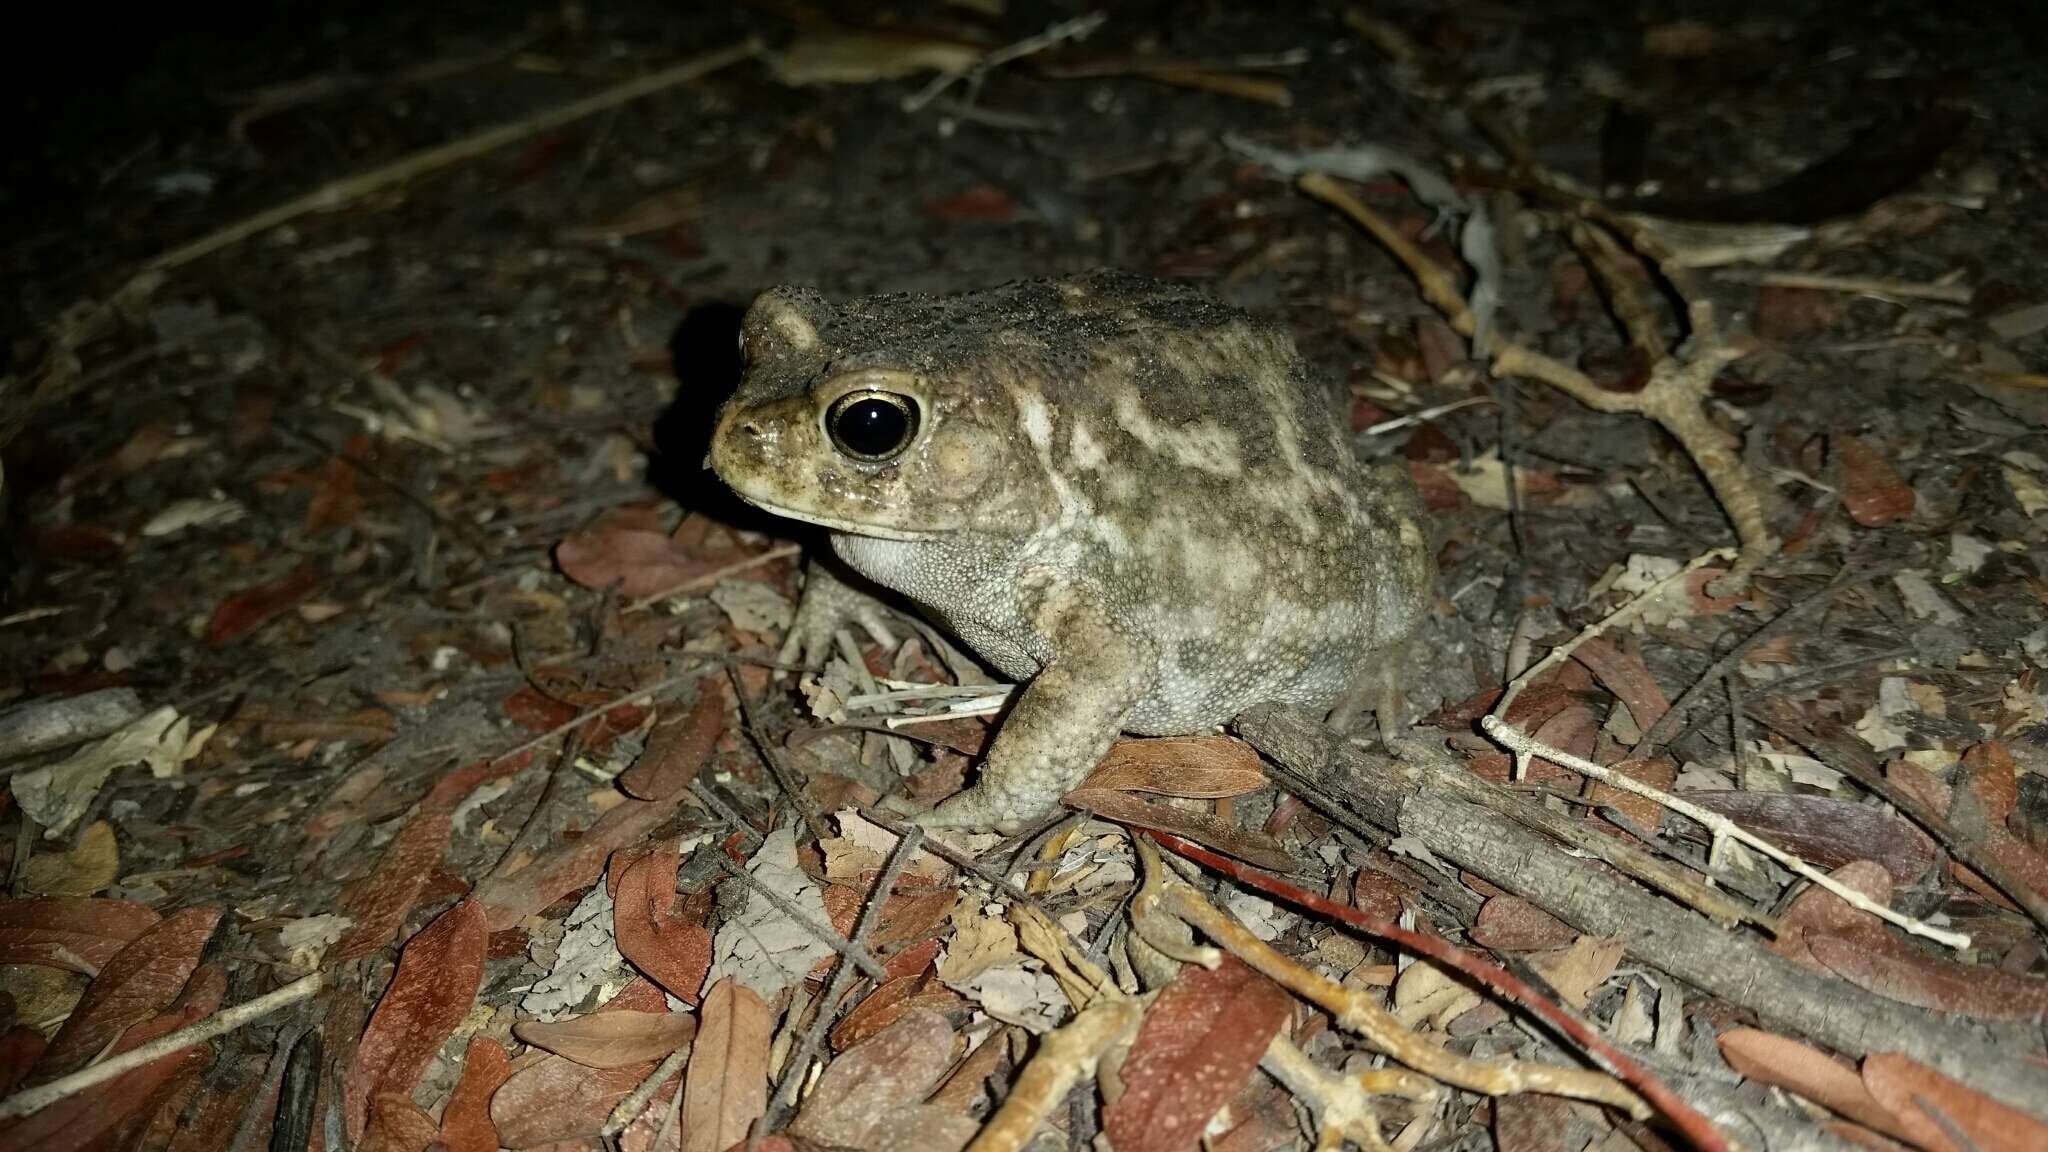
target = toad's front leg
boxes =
[917,581,1157,832]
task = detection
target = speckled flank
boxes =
[710,270,1435,828]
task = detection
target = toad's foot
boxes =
[778,559,901,673]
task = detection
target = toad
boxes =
[709,271,1433,829]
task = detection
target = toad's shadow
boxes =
[651,300,792,536]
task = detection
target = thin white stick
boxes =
[0,972,324,1121]
[1492,548,1733,720]
[1480,715,1970,950]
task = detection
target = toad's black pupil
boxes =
[834,398,909,457]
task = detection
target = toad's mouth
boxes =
[732,491,946,542]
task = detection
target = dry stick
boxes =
[728,664,831,843]
[1232,703,2048,1119]
[1260,1034,1438,1152]
[1132,839,1705,1141]
[1570,219,1671,362]
[754,825,926,1145]
[1495,547,1731,722]
[604,1044,692,1140]
[1482,715,1969,950]
[1739,270,1975,305]
[1297,171,1779,591]
[964,999,1144,1152]
[713,854,887,982]
[0,972,324,1122]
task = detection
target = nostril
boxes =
[739,420,763,438]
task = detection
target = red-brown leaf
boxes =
[0,896,160,973]
[790,1008,958,1147]
[474,786,697,932]
[0,990,219,1152]
[1102,956,1295,1152]
[1808,920,2048,1020]
[207,564,319,645]
[335,759,519,961]
[681,978,772,1152]
[556,509,751,600]
[1685,793,1937,887]
[1568,637,1671,731]
[618,678,727,801]
[0,1028,44,1096]
[343,899,487,1142]
[1716,1029,1910,1141]
[1772,860,1892,968]
[1862,1052,2048,1152]
[1471,895,1577,953]
[1081,736,1268,799]
[516,1010,698,1068]
[492,1053,659,1148]
[922,183,1017,223]
[440,1035,512,1152]
[1835,436,1915,528]
[35,905,220,1078]
[1494,1093,1581,1152]
[360,1092,440,1152]
[614,840,713,1004]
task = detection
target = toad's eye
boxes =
[825,391,919,462]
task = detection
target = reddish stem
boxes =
[1147,830,1732,1152]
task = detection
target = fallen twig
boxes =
[0,972,324,1122]
[1295,170,1779,590]
[964,999,1142,1152]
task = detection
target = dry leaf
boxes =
[335,758,523,961]
[1104,957,1294,1152]
[12,706,198,836]
[35,905,219,1079]
[516,1010,699,1069]
[770,29,980,86]
[1684,793,1936,886]
[20,820,119,896]
[556,508,759,599]
[1471,895,1576,952]
[1808,921,2048,1020]
[613,839,714,1005]
[1081,736,1267,798]
[343,899,487,1142]
[618,679,726,800]
[475,774,696,932]
[439,1036,512,1152]
[0,896,159,973]
[1862,1052,2048,1152]
[790,1008,958,1147]
[1836,435,1916,527]
[1717,1028,1911,1141]
[206,564,319,645]
[360,1092,439,1152]
[1528,936,1625,1009]
[1772,860,1892,967]
[681,978,773,1152]
[490,1053,657,1149]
